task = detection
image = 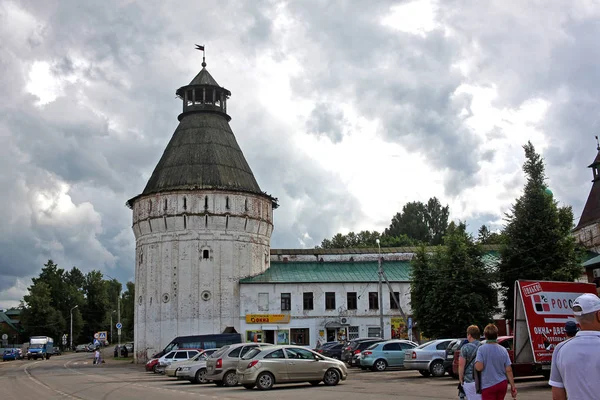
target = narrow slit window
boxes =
[164,199,167,211]
[244,199,248,211]
[183,215,187,229]
[204,196,208,209]
[226,196,230,209]
[226,215,229,229]
[203,250,209,259]
[183,197,187,210]
[205,214,208,227]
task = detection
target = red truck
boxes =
[452,280,597,378]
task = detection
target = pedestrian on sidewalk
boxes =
[474,324,517,400]
[549,293,600,400]
[94,348,102,366]
[458,325,482,400]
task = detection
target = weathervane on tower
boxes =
[195,44,206,68]
[595,135,599,151]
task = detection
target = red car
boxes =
[452,336,547,378]
[145,358,159,373]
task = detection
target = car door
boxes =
[284,347,322,380]
[382,342,402,367]
[172,351,188,364]
[262,348,289,381]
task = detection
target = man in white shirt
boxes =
[549,293,600,400]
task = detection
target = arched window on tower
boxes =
[226,196,230,209]
[204,196,208,210]
[203,249,210,259]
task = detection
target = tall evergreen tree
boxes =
[498,142,582,320]
[410,223,497,338]
[385,197,449,245]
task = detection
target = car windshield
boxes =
[416,340,436,349]
[30,344,44,349]
[241,348,262,360]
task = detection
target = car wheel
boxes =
[194,368,208,384]
[373,359,387,372]
[243,384,255,390]
[323,368,341,386]
[430,360,445,377]
[214,380,224,387]
[256,372,275,390]
[153,364,159,373]
[223,371,238,387]
[309,381,320,386]
[418,370,431,377]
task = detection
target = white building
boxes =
[239,250,413,349]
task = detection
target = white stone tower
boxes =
[127,54,277,361]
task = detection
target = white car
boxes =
[403,339,454,377]
[155,349,201,374]
[165,349,217,379]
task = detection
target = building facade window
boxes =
[303,292,314,310]
[290,328,309,345]
[368,292,379,310]
[389,292,400,309]
[368,327,381,338]
[203,249,210,259]
[348,326,359,340]
[258,293,269,311]
[347,292,357,310]
[325,292,336,310]
[281,293,291,311]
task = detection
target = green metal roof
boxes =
[583,253,600,267]
[240,261,412,284]
[0,311,21,332]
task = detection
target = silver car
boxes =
[236,345,348,390]
[403,339,454,377]
[165,349,217,379]
[205,343,272,386]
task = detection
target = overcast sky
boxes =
[1,0,599,309]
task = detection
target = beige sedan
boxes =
[236,345,348,390]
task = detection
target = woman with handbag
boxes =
[458,325,482,400]
[474,324,517,400]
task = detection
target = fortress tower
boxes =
[127,53,277,361]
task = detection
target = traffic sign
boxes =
[98,331,107,340]
[94,333,99,339]
[407,317,413,329]
[1,334,7,340]
[116,322,122,329]
[118,328,122,336]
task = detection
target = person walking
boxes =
[564,320,578,338]
[474,324,517,400]
[94,347,102,366]
[458,325,482,400]
[549,293,600,400]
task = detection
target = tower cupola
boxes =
[175,55,231,121]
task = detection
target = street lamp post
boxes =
[70,305,78,351]
[376,239,384,339]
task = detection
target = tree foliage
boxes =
[477,225,505,245]
[19,260,134,346]
[410,223,497,338]
[498,142,583,320]
[386,197,450,245]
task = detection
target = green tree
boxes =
[319,230,382,248]
[120,282,135,341]
[410,223,497,338]
[498,142,583,320]
[81,270,110,342]
[477,225,505,245]
[385,197,449,245]
[20,281,66,340]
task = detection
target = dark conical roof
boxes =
[189,68,220,86]
[139,112,263,196]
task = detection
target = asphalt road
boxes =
[0,351,553,399]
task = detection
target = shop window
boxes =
[348,326,359,340]
[369,292,379,310]
[281,293,291,311]
[303,292,313,310]
[347,292,357,310]
[389,292,400,309]
[258,293,269,311]
[325,292,336,310]
[290,328,309,345]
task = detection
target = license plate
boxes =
[542,365,551,370]
[448,355,454,359]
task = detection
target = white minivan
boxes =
[155,349,201,374]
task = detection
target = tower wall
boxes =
[132,190,273,361]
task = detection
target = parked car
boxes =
[317,342,344,359]
[404,339,454,377]
[444,338,467,377]
[342,338,384,367]
[452,336,514,378]
[155,349,201,374]
[3,348,22,361]
[166,348,217,381]
[360,339,418,371]
[236,345,348,390]
[51,347,62,356]
[314,341,340,350]
[205,342,272,386]
[145,358,160,373]
[75,344,88,353]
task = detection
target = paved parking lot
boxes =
[0,352,552,399]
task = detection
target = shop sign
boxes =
[245,314,291,324]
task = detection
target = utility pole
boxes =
[70,305,78,351]
[117,296,121,347]
[377,239,384,339]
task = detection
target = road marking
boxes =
[24,361,83,399]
